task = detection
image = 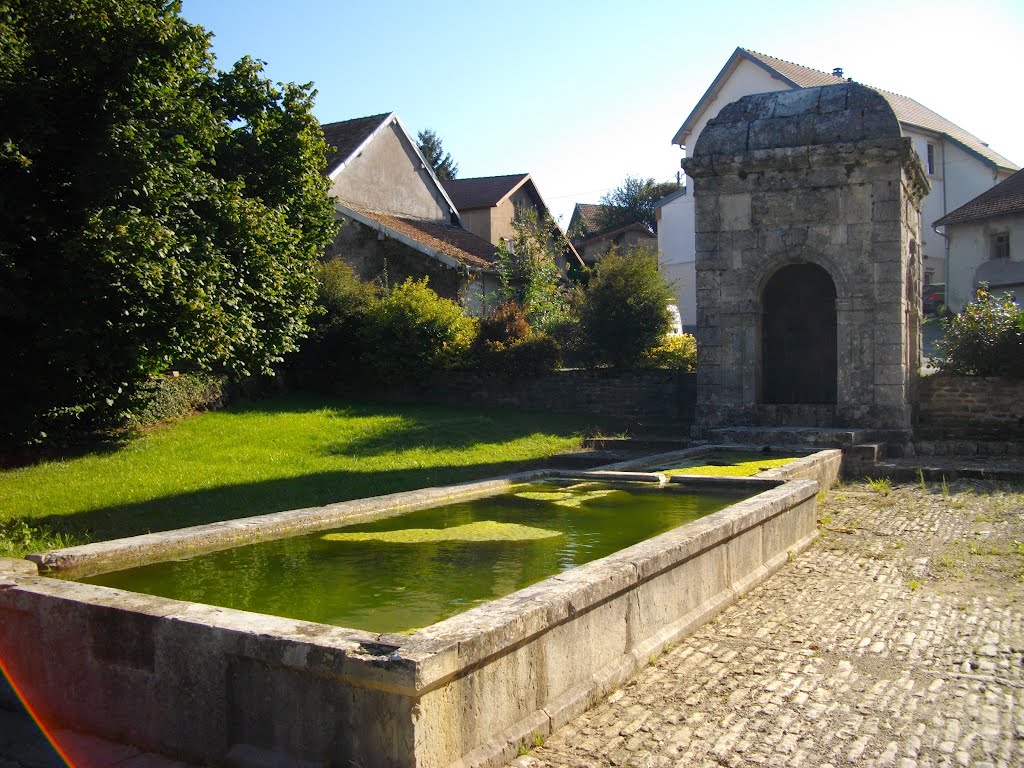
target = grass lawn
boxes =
[0,393,610,558]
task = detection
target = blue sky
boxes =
[180,0,1024,225]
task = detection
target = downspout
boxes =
[941,141,949,293]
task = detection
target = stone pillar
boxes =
[683,83,928,434]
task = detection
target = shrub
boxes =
[476,301,531,347]
[580,246,674,367]
[129,372,228,427]
[361,278,476,381]
[477,333,562,377]
[293,260,376,387]
[639,333,698,371]
[932,287,1024,377]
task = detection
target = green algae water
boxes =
[662,450,799,477]
[78,481,745,633]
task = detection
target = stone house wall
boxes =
[325,214,469,301]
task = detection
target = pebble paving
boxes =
[513,480,1024,768]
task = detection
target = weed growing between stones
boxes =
[866,477,892,496]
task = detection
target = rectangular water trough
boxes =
[0,467,822,768]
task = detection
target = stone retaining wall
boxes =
[917,375,1024,439]
[369,369,697,425]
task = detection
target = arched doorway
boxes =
[761,263,837,404]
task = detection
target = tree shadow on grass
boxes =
[16,459,581,547]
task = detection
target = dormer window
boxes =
[992,233,1010,260]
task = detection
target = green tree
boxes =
[0,0,338,446]
[596,176,680,233]
[495,209,568,331]
[416,128,459,181]
[580,245,674,367]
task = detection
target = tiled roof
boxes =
[346,205,498,271]
[935,168,1024,226]
[739,49,1018,172]
[576,221,656,247]
[574,203,614,233]
[321,113,391,173]
[442,174,530,210]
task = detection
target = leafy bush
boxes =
[580,246,674,367]
[129,373,228,427]
[932,287,1024,377]
[476,333,562,377]
[476,301,531,347]
[639,333,697,371]
[361,278,477,381]
[293,260,376,387]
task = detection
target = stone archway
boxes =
[761,263,837,405]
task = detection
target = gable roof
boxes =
[573,203,609,231]
[338,202,498,272]
[321,113,392,175]
[654,187,689,210]
[321,111,463,225]
[442,174,531,210]
[575,221,657,247]
[673,48,1017,173]
[935,168,1024,227]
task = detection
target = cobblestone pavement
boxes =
[514,479,1024,768]
[3,480,1021,768]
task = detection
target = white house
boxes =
[659,47,1019,327]
[935,168,1024,310]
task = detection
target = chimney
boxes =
[833,67,844,78]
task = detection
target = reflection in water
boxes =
[80,482,743,633]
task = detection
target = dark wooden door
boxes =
[761,264,837,404]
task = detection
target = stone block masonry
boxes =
[917,375,1024,439]
[684,83,929,435]
[359,369,697,427]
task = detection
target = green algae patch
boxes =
[664,453,797,478]
[322,521,562,544]
[513,488,621,508]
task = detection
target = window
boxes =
[992,233,1010,260]
[926,143,936,175]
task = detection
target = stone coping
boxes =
[5,472,814,696]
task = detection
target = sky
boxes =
[180,0,1024,227]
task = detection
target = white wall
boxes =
[660,60,1012,325]
[909,130,1010,288]
[947,215,1024,311]
[659,60,791,326]
[657,192,696,327]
